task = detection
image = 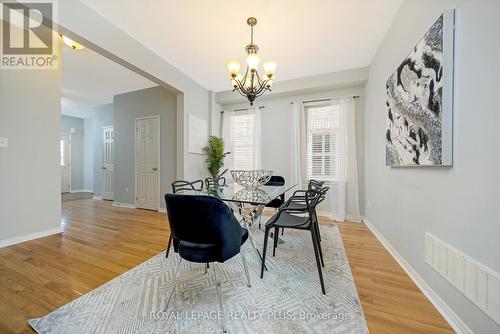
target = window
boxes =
[230,111,258,170]
[305,103,345,181]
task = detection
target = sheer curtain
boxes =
[290,102,307,189]
[291,97,360,222]
[328,97,360,221]
[342,98,360,221]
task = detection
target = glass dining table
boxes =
[176,182,297,267]
[176,183,296,206]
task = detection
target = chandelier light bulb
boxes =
[266,79,274,88]
[263,61,277,78]
[246,53,260,71]
[227,61,241,78]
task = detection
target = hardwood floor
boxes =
[0,199,454,333]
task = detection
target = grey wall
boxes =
[113,86,177,209]
[91,104,113,197]
[61,115,84,191]
[83,117,94,191]
[363,1,500,333]
[220,86,365,215]
[0,39,61,242]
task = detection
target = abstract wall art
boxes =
[386,10,455,167]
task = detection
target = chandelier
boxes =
[226,17,277,105]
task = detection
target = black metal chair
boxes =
[164,194,251,333]
[166,180,204,258]
[258,176,285,230]
[280,179,327,241]
[205,176,226,189]
[260,187,328,294]
[171,179,204,193]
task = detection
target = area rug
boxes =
[29,224,368,334]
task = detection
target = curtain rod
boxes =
[221,106,265,113]
[291,95,360,104]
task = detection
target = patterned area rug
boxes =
[29,224,368,334]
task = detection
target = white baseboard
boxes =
[158,207,167,213]
[112,202,136,209]
[69,189,94,194]
[92,195,103,200]
[0,226,62,249]
[363,218,473,334]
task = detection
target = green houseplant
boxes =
[202,136,230,182]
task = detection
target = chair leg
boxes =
[314,211,322,242]
[240,251,251,287]
[281,227,284,236]
[164,257,182,311]
[313,223,325,268]
[213,263,227,333]
[260,227,271,279]
[272,226,279,257]
[310,227,326,295]
[165,235,173,258]
[243,219,267,271]
[204,262,209,275]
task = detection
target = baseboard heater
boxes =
[425,233,500,326]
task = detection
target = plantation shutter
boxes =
[304,102,346,181]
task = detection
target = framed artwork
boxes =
[386,9,455,167]
[188,114,208,154]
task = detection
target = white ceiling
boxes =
[79,0,402,92]
[61,45,156,119]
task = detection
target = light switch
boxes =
[0,137,8,148]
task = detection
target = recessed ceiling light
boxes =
[61,35,85,51]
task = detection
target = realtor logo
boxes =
[1,1,58,69]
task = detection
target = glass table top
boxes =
[176,183,297,205]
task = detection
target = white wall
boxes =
[220,85,365,214]
[113,86,177,209]
[0,42,61,244]
[363,1,500,333]
[61,115,85,191]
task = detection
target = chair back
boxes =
[305,187,329,217]
[172,180,204,193]
[165,194,243,263]
[265,175,285,187]
[205,177,226,189]
[308,179,325,191]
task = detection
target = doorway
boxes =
[101,126,114,200]
[135,116,160,210]
[60,134,71,193]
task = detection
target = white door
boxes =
[135,117,160,210]
[102,126,114,200]
[60,134,71,193]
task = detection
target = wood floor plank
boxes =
[0,199,454,333]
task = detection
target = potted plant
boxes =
[202,136,230,186]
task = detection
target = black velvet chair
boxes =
[164,194,251,333]
[166,180,204,258]
[260,188,328,294]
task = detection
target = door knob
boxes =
[152,167,158,171]
[102,167,106,170]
